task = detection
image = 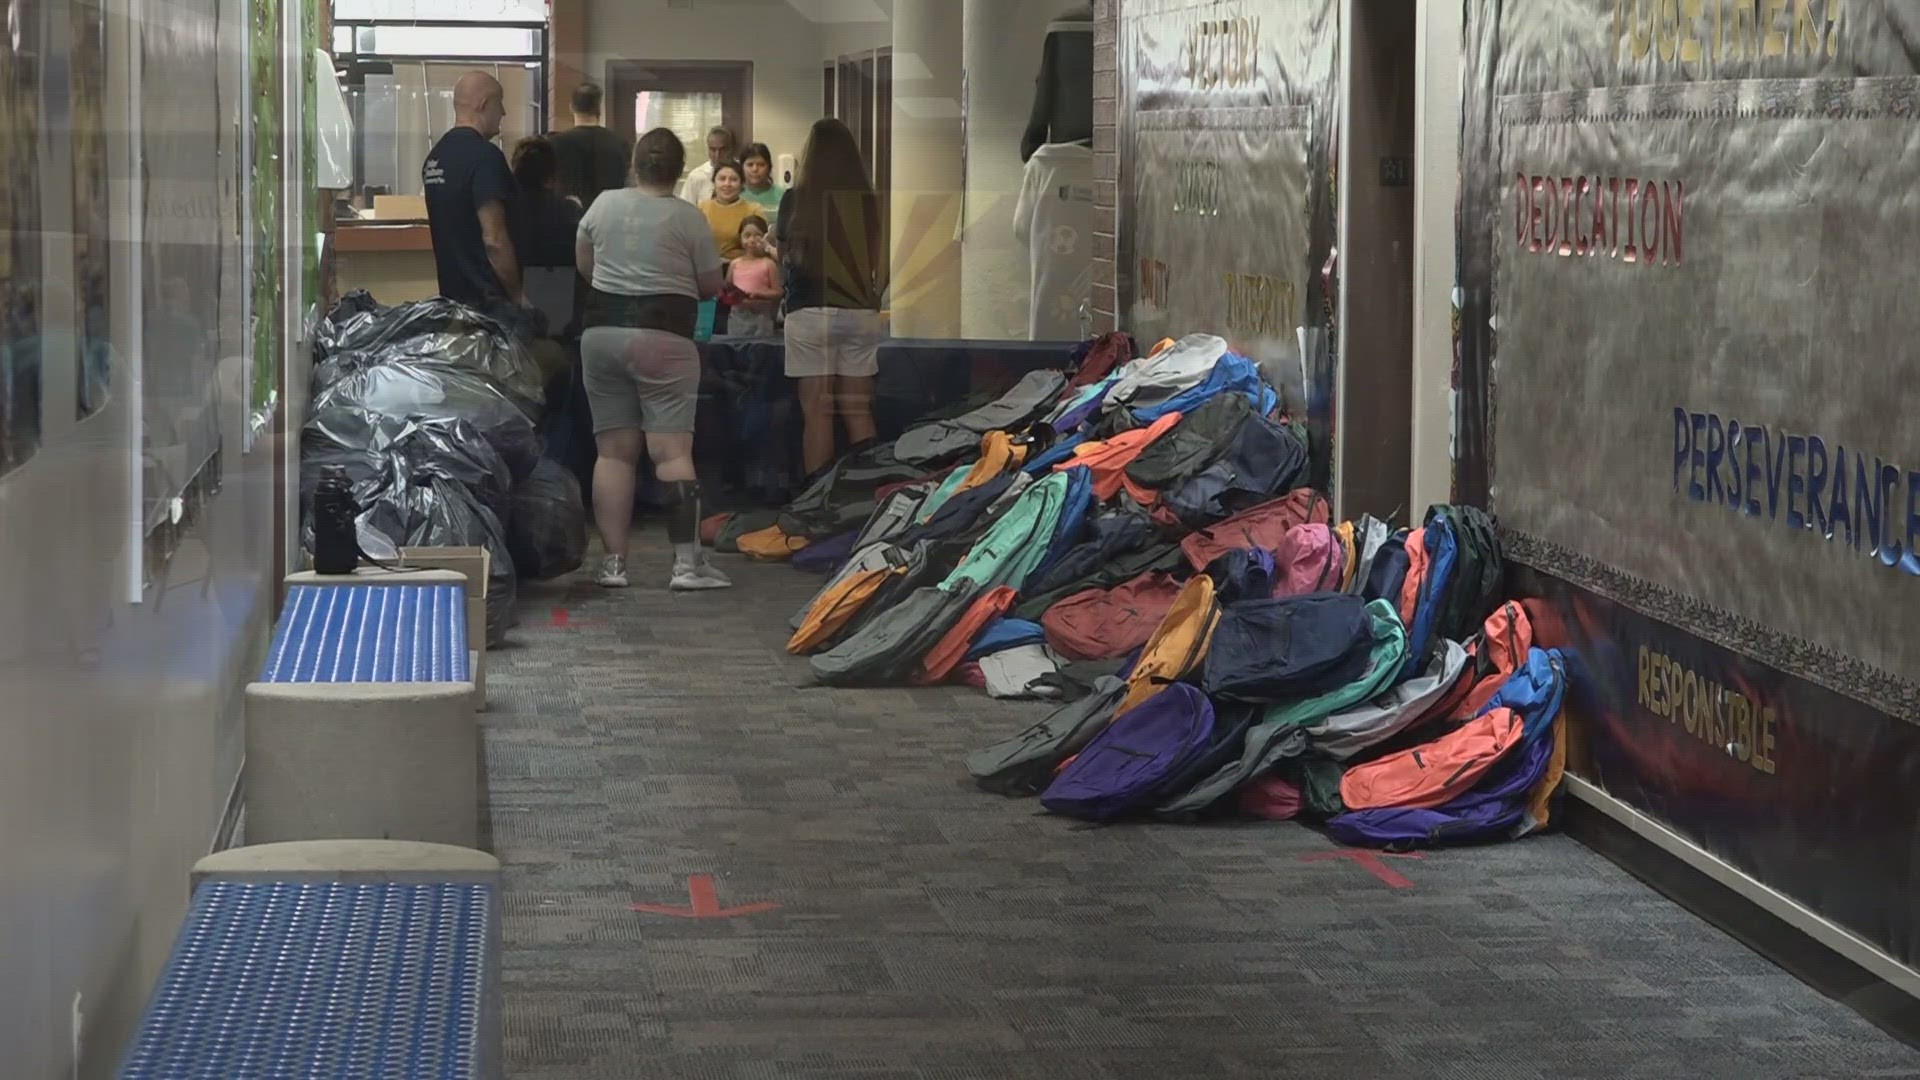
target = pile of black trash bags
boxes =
[303,291,588,645]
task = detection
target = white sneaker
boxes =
[596,555,630,588]
[669,557,732,591]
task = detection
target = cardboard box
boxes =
[399,547,491,707]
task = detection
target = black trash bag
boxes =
[311,358,541,481]
[313,289,386,357]
[313,295,546,412]
[350,454,520,648]
[301,407,514,525]
[506,457,588,581]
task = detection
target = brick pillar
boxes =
[1090,0,1120,335]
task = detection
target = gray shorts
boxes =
[783,306,885,379]
[581,327,701,435]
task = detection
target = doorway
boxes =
[606,59,753,186]
[1335,0,1418,523]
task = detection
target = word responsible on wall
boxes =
[1637,645,1779,775]
[1513,173,1684,266]
[1183,15,1262,88]
[1672,406,1920,575]
[1611,0,1845,68]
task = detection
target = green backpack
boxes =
[938,472,1071,596]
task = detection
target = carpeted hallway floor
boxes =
[482,540,1920,1079]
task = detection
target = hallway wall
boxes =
[0,1,305,1075]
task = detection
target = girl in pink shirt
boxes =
[726,216,783,337]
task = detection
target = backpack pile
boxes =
[734,327,1568,848]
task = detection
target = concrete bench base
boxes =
[192,839,500,892]
[245,681,481,848]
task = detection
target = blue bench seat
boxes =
[118,880,499,1079]
[263,584,469,684]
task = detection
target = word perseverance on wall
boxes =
[1514,173,1684,266]
[1673,406,1920,576]
[1612,0,1845,67]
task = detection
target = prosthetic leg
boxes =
[666,480,732,591]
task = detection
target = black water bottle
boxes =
[312,465,361,575]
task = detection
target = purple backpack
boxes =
[1041,683,1216,821]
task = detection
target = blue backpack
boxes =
[1041,683,1217,821]
[1029,466,1097,584]
[1201,593,1374,704]
[1207,548,1277,603]
[1326,649,1567,849]
[1399,517,1459,680]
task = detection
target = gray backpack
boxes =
[893,370,1068,466]
[809,584,980,687]
[967,677,1127,796]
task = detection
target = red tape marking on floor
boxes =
[631,874,781,919]
[1300,849,1425,889]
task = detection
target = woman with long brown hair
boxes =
[775,117,888,474]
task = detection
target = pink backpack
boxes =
[1275,523,1344,597]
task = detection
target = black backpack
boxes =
[778,443,926,540]
[1161,410,1309,529]
[1014,540,1187,623]
[1428,506,1503,645]
[1023,505,1155,598]
[1123,394,1252,491]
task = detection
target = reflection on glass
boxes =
[348,66,541,206]
[2,0,44,472]
[635,90,725,183]
[74,0,112,420]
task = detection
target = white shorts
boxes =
[783,306,884,379]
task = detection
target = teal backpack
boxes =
[939,472,1071,596]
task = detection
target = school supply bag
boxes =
[1275,522,1344,597]
[1201,592,1373,705]
[809,583,980,687]
[894,368,1068,466]
[1041,571,1185,662]
[1159,409,1309,529]
[1180,489,1330,571]
[939,471,1070,595]
[1339,706,1526,811]
[1041,683,1218,822]
[1310,638,1469,760]
[919,586,1018,684]
[1116,574,1222,715]
[969,676,1128,797]
[1123,392,1252,491]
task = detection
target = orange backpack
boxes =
[1116,574,1221,716]
[1461,600,1534,718]
[1339,706,1526,811]
[1334,521,1359,590]
[1054,411,1184,501]
[787,564,899,655]
[738,524,810,562]
[917,586,1018,685]
[955,431,1028,495]
[1397,526,1429,626]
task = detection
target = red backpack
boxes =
[1180,489,1330,571]
[1041,572,1185,661]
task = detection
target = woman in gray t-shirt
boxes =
[575,128,729,591]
